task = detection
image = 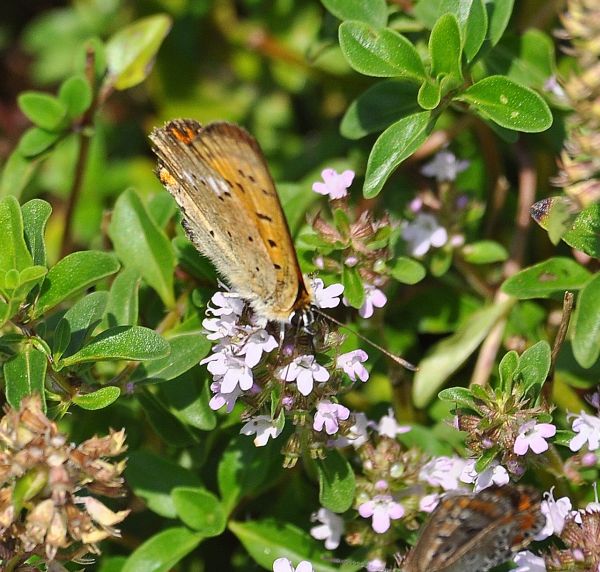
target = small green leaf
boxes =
[104,267,140,327]
[58,75,93,118]
[18,92,67,131]
[60,326,169,367]
[457,76,552,133]
[172,487,226,536]
[342,265,365,309]
[429,13,463,82]
[572,274,600,368]
[417,78,442,110]
[338,21,425,80]
[0,149,42,199]
[413,299,513,406]
[501,257,591,299]
[531,199,600,259]
[486,0,515,47]
[388,257,426,284]
[364,112,431,198]
[123,527,203,572]
[22,199,52,267]
[126,450,202,518]
[438,387,479,411]
[475,446,500,473]
[321,0,388,27]
[498,350,519,393]
[0,196,33,274]
[4,343,47,411]
[441,0,488,62]
[18,128,61,157]
[33,251,120,317]
[461,240,508,264]
[106,14,172,90]
[72,386,121,410]
[229,519,340,572]
[109,189,175,308]
[139,392,196,447]
[131,332,211,384]
[516,341,551,394]
[341,80,420,139]
[315,450,356,513]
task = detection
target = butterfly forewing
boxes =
[150,120,311,321]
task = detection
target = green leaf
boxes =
[159,372,217,431]
[315,450,355,513]
[131,332,211,384]
[218,433,282,515]
[516,341,551,394]
[363,112,431,198]
[33,251,120,317]
[0,150,42,200]
[139,391,196,447]
[4,343,47,411]
[105,267,140,327]
[126,450,202,518]
[341,80,420,139]
[572,274,600,368]
[429,13,463,82]
[18,127,61,157]
[342,265,365,309]
[22,199,52,267]
[54,291,109,359]
[498,350,519,393]
[17,92,67,131]
[229,519,341,572]
[461,240,508,264]
[413,299,513,406]
[438,387,479,410]
[122,527,203,572]
[106,14,172,91]
[441,0,488,62]
[388,257,426,284]
[59,326,169,367]
[486,0,515,47]
[172,487,226,536]
[457,76,552,132]
[0,196,33,278]
[417,78,442,110]
[109,189,175,308]
[321,0,388,27]
[531,199,600,259]
[501,257,591,299]
[72,386,121,410]
[58,74,93,118]
[475,446,500,473]
[338,21,425,80]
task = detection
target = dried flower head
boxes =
[0,395,129,567]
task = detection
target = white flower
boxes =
[352,284,387,319]
[273,558,314,572]
[358,494,404,533]
[568,411,600,451]
[543,75,567,102]
[513,421,556,455]
[420,456,468,491]
[366,559,387,572]
[279,355,329,396]
[310,508,344,550]
[209,380,243,413]
[201,347,253,392]
[336,350,369,382]
[420,150,469,182]
[377,408,410,439]
[240,328,278,367]
[402,213,448,257]
[312,168,354,199]
[419,493,440,513]
[535,488,572,539]
[311,278,344,309]
[460,459,509,492]
[513,550,547,572]
[240,415,282,447]
[202,312,239,341]
[206,291,245,317]
[330,412,369,449]
[313,400,350,435]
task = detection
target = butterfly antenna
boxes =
[312,308,418,371]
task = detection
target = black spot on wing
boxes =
[256,212,272,222]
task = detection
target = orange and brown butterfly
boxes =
[149,119,312,323]
[400,484,544,572]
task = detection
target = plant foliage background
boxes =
[1,0,600,571]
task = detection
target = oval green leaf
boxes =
[72,386,121,410]
[18,127,61,157]
[4,343,47,411]
[18,92,67,131]
[59,74,93,118]
[388,256,426,284]
[321,0,387,27]
[429,13,463,81]
[22,199,52,267]
[461,240,508,264]
[0,196,33,274]
[315,450,356,513]
[172,487,226,536]
[572,274,600,368]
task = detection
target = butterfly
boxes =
[401,485,545,572]
[149,120,313,323]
